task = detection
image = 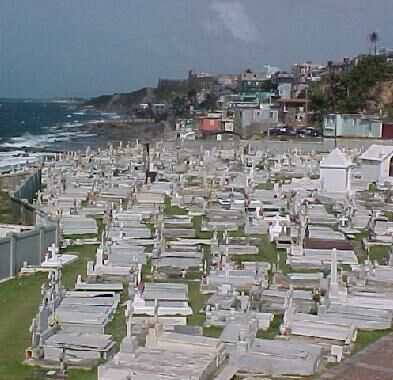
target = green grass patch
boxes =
[0,191,19,224]
[105,289,127,352]
[62,244,98,288]
[383,210,393,222]
[351,229,368,262]
[229,228,246,238]
[229,234,289,274]
[256,182,273,190]
[67,368,97,380]
[324,204,335,215]
[203,326,223,338]
[256,314,283,339]
[369,245,390,265]
[193,215,212,239]
[0,272,47,379]
[368,183,379,193]
[0,243,100,379]
[186,281,210,327]
[353,329,392,354]
[164,196,188,216]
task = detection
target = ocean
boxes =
[0,98,114,172]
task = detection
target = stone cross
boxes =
[30,318,39,348]
[119,199,123,213]
[125,301,134,338]
[96,247,104,268]
[224,264,229,279]
[154,299,159,323]
[240,291,247,312]
[339,215,348,227]
[40,284,46,300]
[137,263,142,285]
[331,248,338,285]
[48,244,59,261]
[120,222,124,239]
[223,229,228,244]
[212,229,218,245]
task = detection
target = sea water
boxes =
[0,98,110,172]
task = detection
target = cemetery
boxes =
[1,137,393,379]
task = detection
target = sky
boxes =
[1,0,393,99]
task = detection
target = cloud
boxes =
[204,1,258,43]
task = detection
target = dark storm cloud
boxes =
[0,0,392,98]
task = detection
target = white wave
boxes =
[88,119,105,124]
[0,130,87,149]
[0,151,54,172]
[0,133,52,148]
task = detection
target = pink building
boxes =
[198,115,222,134]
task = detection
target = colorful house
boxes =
[198,114,222,134]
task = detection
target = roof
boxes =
[359,144,393,162]
[276,98,308,104]
[320,148,352,168]
[303,238,353,251]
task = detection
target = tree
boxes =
[369,31,380,56]
[187,88,197,106]
[200,93,218,112]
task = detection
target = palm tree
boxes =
[369,31,380,55]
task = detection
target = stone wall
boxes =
[10,168,41,203]
[9,168,42,225]
[0,168,60,283]
[0,224,57,282]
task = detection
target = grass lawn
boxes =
[193,215,212,239]
[383,210,393,222]
[256,314,283,339]
[0,191,19,224]
[0,243,99,380]
[0,272,47,380]
[352,329,392,354]
[256,182,273,190]
[229,234,289,274]
[369,245,390,264]
[203,326,223,338]
[351,229,368,262]
[105,289,127,352]
[164,196,188,216]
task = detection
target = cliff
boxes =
[87,87,157,113]
[307,55,393,118]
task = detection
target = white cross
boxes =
[48,244,59,261]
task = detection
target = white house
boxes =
[320,148,353,193]
[323,114,383,138]
[359,144,393,183]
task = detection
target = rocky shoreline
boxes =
[83,119,171,143]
